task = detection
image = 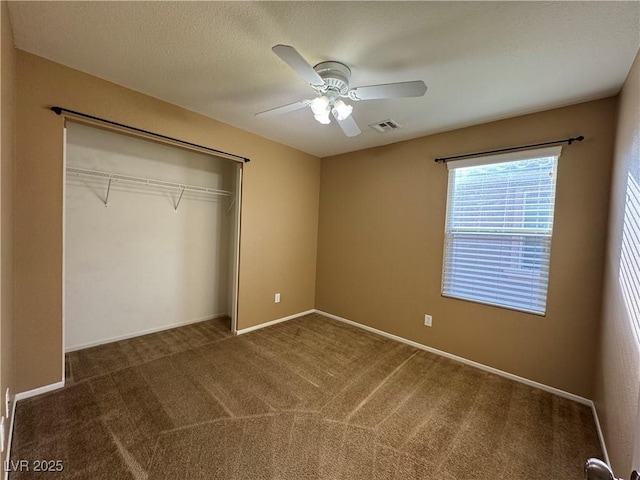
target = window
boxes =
[441,146,561,315]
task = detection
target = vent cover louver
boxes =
[369,119,401,133]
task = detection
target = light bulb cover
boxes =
[314,113,331,124]
[332,100,353,121]
[310,96,330,115]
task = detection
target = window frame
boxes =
[440,146,562,316]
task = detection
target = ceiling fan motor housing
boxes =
[313,61,351,95]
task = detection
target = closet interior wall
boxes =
[64,122,238,351]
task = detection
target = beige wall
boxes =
[0,0,16,464]
[595,49,640,476]
[317,98,617,398]
[14,51,320,393]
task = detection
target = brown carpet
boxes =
[9,313,602,479]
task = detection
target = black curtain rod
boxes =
[50,106,250,163]
[434,136,584,164]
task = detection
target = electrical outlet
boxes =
[275,293,281,303]
[424,314,432,327]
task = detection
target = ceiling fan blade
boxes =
[334,113,361,137]
[349,80,427,101]
[255,100,309,118]
[272,45,325,87]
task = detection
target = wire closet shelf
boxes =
[66,166,233,211]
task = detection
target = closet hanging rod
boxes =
[433,136,584,163]
[66,167,233,196]
[51,106,250,164]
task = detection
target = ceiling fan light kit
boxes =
[256,45,428,137]
[310,94,353,124]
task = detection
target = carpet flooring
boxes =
[9,313,602,479]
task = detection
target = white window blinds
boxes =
[441,146,561,315]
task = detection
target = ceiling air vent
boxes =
[369,119,401,133]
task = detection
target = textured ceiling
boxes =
[7,1,640,158]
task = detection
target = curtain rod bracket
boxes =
[434,135,584,164]
[50,106,250,163]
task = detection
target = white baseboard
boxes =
[315,309,592,406]
[6,382,64,478]
[589,401,610,466]
[235,309,315,335]
[14,381,65,402]
[4,396,17,480]
[65,313,229,352]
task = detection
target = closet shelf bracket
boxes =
[226,198,236,215]
[104,178,112,207]
[174,187,186,212]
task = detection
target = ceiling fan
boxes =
[256,45,428,137]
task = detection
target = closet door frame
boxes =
[61,117,244,359]
[229,163,242,334]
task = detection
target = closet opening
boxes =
[62,120,242,355]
